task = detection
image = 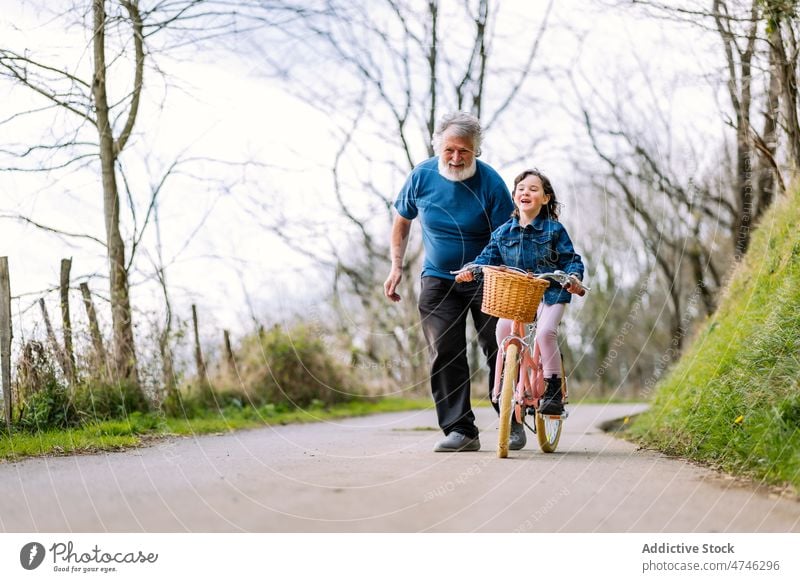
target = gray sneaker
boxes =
[434,431,481,452]
[509,419,527,450]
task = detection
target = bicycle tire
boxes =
[535,413,562,452]
[535,358,566,453]
[497,343,518,459]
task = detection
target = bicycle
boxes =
[454,265,588,458]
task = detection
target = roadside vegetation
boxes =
[0,398,430,461]
[0,323,429,461]
[630,186,800,493]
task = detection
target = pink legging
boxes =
[494,302,566,379]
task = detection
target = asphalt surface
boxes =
[1,403,799,532]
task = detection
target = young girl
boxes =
[456,168,585,448]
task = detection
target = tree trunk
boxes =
[775,20,800,172]
[733,123,754,257]
[756,29,782,220]
[714,0,757,257]
[92,0,139,386]
[732,36,756,258]
[425,0,438,156]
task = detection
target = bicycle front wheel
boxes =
[535,359,566,453]
[535,413,562,453]
[497,343,518,458]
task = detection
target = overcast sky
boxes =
[0,1,344,342]
[0,0,719,356]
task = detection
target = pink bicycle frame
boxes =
[492,323,551,423]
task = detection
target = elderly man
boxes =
[384,112,513,452]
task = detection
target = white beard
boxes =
[438,158,477,182]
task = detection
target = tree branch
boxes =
[0,50,95,126]
[0,213,106,246]
[115,0,145,155]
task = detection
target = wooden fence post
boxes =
[80,282,108,377]
[60,258,76,385]
[0,257,12,429]
[223,329,236,376]
[191,304,207,380]
[39,298,69,380]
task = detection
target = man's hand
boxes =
[384,266,403,302]
[385,215,412,302]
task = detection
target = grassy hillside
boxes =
[630,186,800,492]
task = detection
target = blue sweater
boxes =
[395,157,513,279]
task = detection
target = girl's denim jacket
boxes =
[471,216,584,304]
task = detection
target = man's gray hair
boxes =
[431,112,483,157]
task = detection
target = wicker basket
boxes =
[481,266,550,322]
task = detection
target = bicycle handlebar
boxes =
[450,265,590,295]
[536,271,591,294]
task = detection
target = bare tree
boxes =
[0,1,243,388]
[762,0,800,172]
[619,0,800,253]
[558,0,800,394]
[241,0,555,388]
[712,0,765,256]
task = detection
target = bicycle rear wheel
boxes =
[497,343,519,459]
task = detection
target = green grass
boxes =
[0,427,140,459]
[0,398,431,461]
[629,186,800,492]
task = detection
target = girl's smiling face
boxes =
[514,174,549,219]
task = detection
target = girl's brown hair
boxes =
[512,168,560,220]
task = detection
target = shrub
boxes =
[15,340,57,403]
[159,381,245,418]
[16,376,77,431]
[72,380,151,422]
[235,323,358,408]
[160,386,199,418]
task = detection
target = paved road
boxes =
[1,404,798,532]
